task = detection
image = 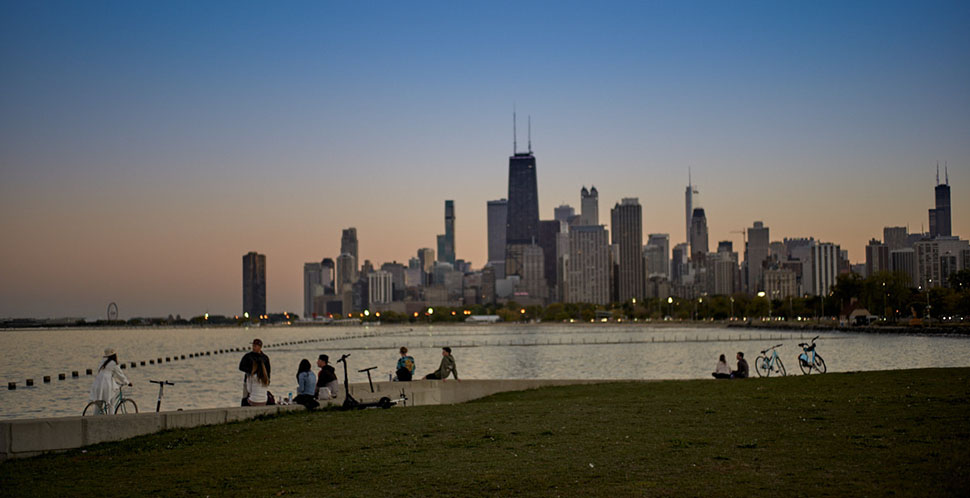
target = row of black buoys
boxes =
[58,373,66,380]
[44,376,50,383]
[26,379,34,386]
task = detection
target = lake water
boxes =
[1,324,969,420]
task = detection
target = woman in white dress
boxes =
[245,359,270,406]
[89,348,131,408]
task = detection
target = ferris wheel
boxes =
[107,302,119,321]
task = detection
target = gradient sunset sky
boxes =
[1,1,968,319]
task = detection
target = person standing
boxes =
[732,351,749,379]
[424,347,459,381]
[316,354,339,400]
[239,338,271,405]
[395,346,415,381]
[89,348,131,409]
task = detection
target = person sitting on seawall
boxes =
[89,348,131,409]
[712,354,732,379]
[395,346,415,381]
[424,347,459,381]
[244,359,272,406]
[731,351,749,379]
[316,354,340,400]
[293,359,319,409]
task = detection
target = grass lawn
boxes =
[2,368,968,497]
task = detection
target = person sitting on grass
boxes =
[712,354,732,379]
[732,351,749,379]
[395,346,415,381]
[424,347,459,381]
[294,359,319,409]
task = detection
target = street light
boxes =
[757,291,770,320]
[667,296,673,318]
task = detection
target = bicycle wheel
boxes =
[755,356,768,377]
[83,400,106,416]
[775,357,786,377]
[115,398,138,414]
[813,354,827,374]
[798,354,813,375]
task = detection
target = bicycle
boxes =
[797,336,827,375]
[754,344,786,377]
[83,384,139,415]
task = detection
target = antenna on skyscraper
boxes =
[513,105,518,154]
[936,161,940,185]
[689,166,692,188]
[945,161,949,184]
[528,115,532,153]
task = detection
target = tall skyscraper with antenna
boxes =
[505,112,539,247]
[929,163,952,238]
[685,169,699,247]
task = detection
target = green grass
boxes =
[2,369,969,497]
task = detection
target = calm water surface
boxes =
[1,324,968,420]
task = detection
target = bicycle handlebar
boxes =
[358,366,378,373]
[337,353,351,363]
[149,380,175,386]
[760,344,783,354]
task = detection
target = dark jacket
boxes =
[239,351,271,380]
[317,364,337,387]
[734,358,749,379]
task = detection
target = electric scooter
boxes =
[335,354,407,410]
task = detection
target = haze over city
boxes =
[1,1,968,319]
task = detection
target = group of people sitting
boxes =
[712,352,748,379]
[239,339,460,410]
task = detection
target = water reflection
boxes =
[0,324,968,420]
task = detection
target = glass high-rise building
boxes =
[506,152,539,246]
[341,228,358,267]
[243,252,266,317]
[487,199,508,265]
[689,208,709,261]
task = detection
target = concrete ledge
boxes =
[0,379,614,460]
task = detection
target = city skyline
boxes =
[1,1,969,318]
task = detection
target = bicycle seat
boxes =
[798,343,806,347]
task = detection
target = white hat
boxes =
[103,348,116,357]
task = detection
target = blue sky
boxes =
[1,1,968,317]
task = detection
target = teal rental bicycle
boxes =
[83,385,138,415]
[797,336,827,375]
[755,344,786,377]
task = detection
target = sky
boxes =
[1,1,968,319]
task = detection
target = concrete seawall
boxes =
[0,378,610,460]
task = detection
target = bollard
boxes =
[58,373,66,380]
[86,369,93,375]
[72,371,79,378]
[8,382,15,390]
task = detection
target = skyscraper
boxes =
[341,228,358,267]
[486,199,508,267]
[367,270,393,305]
[689,208,709,261]
[506,151,539,246]
[685,171,698,247]
[865,239,889,276]
[745,221,770,293]
[437,200,456,265]
[611,198,644,301]
[580,186,599,226]
[645,233,670,279]
[561,225,611,304]
[808,242,840,296]
[417,248,435,274]
[335,253,357,292]
[554,204,575,224]
[538,219,561,294]
[929,165,952,238]
[242,252,266,317]
[303,262,324,318]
